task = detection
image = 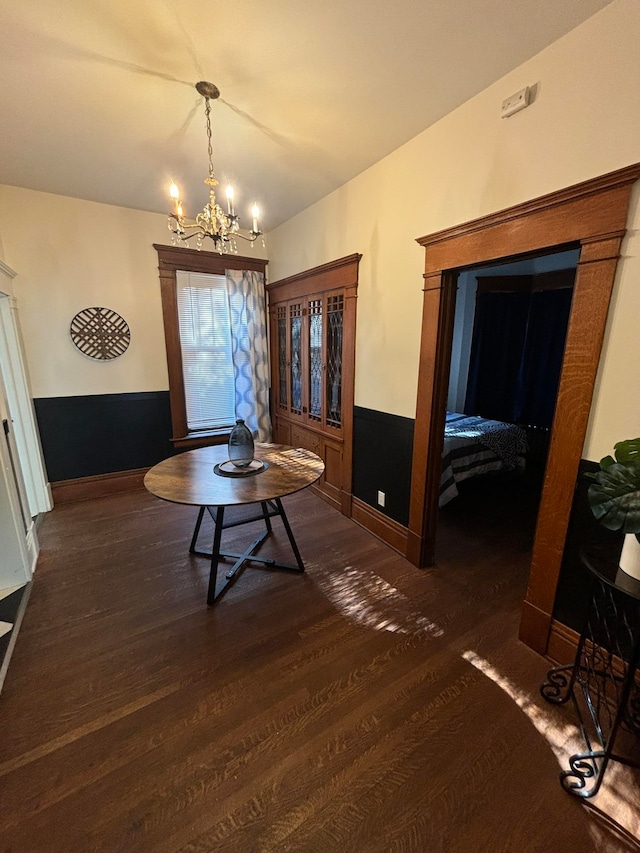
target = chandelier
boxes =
[168,81,262,253]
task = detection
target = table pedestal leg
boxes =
[206,506,225,606]
[274,497,304,571]
[189,499,306,605]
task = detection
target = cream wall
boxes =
[0,186,170,398]
[267,0,640,461]
[0,186,267,400]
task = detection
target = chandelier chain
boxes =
[204,97,214,178]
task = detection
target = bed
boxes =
[439,412,527,507]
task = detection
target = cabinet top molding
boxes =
[267,254,362,293]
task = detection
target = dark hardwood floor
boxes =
[0,483,638,852]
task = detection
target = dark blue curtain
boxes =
[514,288,573,428]
[464,291,530,423]
[464,287,573,429]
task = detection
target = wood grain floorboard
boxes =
[0,480,638,852]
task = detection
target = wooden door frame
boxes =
[407,163,640,656]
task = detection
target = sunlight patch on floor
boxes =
[313,564,443,637]
[463,650,640,848]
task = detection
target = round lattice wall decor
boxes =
[70,307,131,360]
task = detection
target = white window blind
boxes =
[176,271,235,431]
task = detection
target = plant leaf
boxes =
[614,438,640,465]
[599,454,616,471]
[587,461,640,533]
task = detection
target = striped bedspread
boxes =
[439,412,527,507]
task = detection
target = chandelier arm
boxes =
[170,220,258,243]
[233,230,263,242]
[169,227,224,245]
[168,217,199,236]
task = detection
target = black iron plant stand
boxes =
[540,545,640,797]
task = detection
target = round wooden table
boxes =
[144,443,325,605]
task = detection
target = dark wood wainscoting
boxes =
[352,406,414,528]
[34,391,174,482]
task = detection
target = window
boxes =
[154,245,268,449]
[176,272,235,431]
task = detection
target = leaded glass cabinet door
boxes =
[275,304,288,415]
[289,301,305,419]
[308,298,323,424]
[304,292,343,433]
[272,298,307,424]
[325,293,344,430]
[271,292,344,432]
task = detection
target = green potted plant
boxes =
[586,437,640,579]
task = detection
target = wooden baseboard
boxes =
[547,619,580,665]
[518,599,552,655]
[51,468,149,504]
[309,486,353,519]
[405,529,424,567]
[351,497,408,555]
[310,484,341,513]
[547,618,630,683]
[340,490,353,518]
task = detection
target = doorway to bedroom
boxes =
[437,247,580,563]
[408,164,640,656]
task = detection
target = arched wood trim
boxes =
[408,163,640,655]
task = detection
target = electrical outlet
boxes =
[377,490,386,508]
[501,86,530,118]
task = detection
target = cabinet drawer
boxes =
[290,425,322,457]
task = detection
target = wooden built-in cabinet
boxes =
[266,254,360,515]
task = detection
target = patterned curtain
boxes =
[225,269,272,442]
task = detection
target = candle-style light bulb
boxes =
[170,183,182,217]
[226,185,235,216]
[251,203,260,233]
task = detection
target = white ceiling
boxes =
[0,0,613,231]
